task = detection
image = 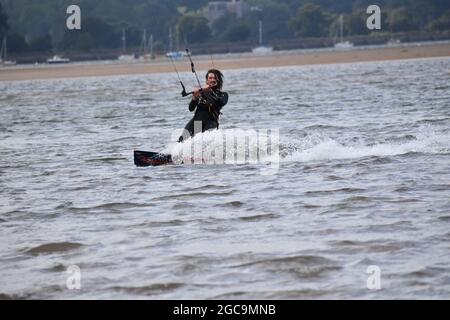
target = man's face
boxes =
[206,73,217,87]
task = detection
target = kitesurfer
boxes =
[178,69,228,143]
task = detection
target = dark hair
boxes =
[206,69,224,90]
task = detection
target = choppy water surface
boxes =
[1,57,449,299]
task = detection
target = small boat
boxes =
[165,27,186,60]
[252,46,273,54]
[47,55,71,64]
[2,60,17,66]
[334,41,354,49]
[252,21,273,54]
[0,36,17,66]
[166,51,187,59]
[118,54,136,61]
[334,15,354,50]
[386,39,401,47]
[139,29,155,60]
[118,28,136,61]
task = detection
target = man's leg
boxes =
[202,121,219,133]
[178,118,195,143]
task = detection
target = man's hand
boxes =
[192,85,212,100]
[192,87,201,100]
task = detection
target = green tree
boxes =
[0,0,181,50]
[4,0,450,50]
[211,13,235,38]
[60,17,123,51]
[212,13,251,42]
[8,3,54,43]
[75,33,96,51]
[243,1,293,40]
[347,10,369,35]
[7,33,29,53]
[176,0,207,11]
[328,14,351,38]
[388,7,418,32]
[176,13,211,44]
[128,0,180,46]
[289,3,331,37]
[0,2,9,39]
[29,34,53,52]
[402,0,435,29]
[428,10,450,31]
[222,21,251,42]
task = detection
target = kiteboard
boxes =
[134,150,173,167]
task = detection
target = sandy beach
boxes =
[1,42,450,81]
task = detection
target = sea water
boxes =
[0,57,449,299]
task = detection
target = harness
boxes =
[198,89,223,125]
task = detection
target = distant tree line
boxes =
[0,2,53,53]
[1,0,450,54]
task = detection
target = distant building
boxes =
[207,0,250,25]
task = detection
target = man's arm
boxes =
[189,87,203,111]
[205,91,228,109]
[218,92,228,108]
[189,85,217,111]
[189,99,198,112]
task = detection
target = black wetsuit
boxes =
[178,89,228,142]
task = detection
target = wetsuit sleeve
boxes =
[206,91,228,110]
[189,99,198,112]
[217,92,228,108]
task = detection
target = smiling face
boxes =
[205,69,224,90]
[206,72,217,87]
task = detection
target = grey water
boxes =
[1,57,449,299]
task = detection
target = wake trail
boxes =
[163,126,450,165]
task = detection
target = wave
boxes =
[24,242,83,256]
[0,292,32,300]
[166,129,280,165]
[162,126,450,165]
[154,191,234,201]
[232,255,340,279]
[85,157,127,163]
[111,283,185,296]
[284,129,450,162]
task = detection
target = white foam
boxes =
[163,126,450,165]
[165,129,280,165]
[284,128,450,163]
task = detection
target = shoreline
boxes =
[1,42,450,82]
